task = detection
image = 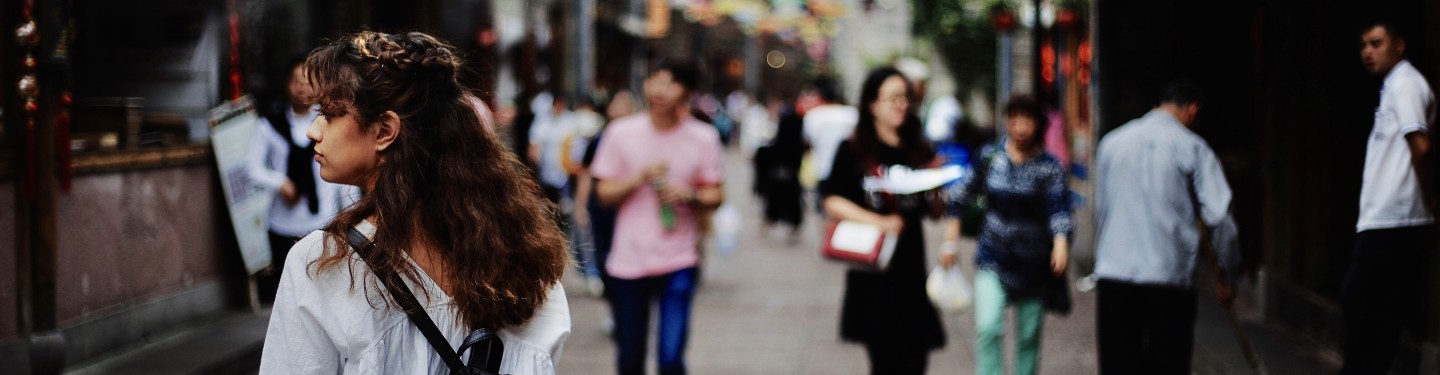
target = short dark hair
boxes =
[813,76,841,103]
[1160,81,1205,107]
[1364,18,1409,43]
[287,55,309,74]
[651,58,702,92]
[280,55,309,86]
[1003,94,1049,148]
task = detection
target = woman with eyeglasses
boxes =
[821,66,946,374]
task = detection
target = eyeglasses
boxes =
[880,94,911,106]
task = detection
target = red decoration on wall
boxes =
[228,0,243,100]
[1041,42,1055,85]
[18,0,40,198]
[1056,8,1079,30]
[57,92,72,192]
[992,11,1016,32]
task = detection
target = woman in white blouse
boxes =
[258,31,572,374]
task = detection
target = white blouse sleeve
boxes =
[258,234,343,374]
[497,283,571,375]
[245,117,290,191]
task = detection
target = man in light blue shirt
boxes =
[1092,83,1240,375]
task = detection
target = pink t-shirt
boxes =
[590,113,725,279]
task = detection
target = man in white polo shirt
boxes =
[1341,20,1436,375]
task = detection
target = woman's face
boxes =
[1006,112,1039,150]
[287,66,313,107]
[307,109,380,187]
[870,76,910,131]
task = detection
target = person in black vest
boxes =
[245,58,360,302]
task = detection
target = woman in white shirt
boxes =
[258,31,571,374]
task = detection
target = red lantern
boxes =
[1057,8,1079,29]
[992,11,1016,31]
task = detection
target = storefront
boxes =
[1093,0,1440,371]
[0,0,535,372]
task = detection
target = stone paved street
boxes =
[58,149,1341,375]
[554,148,1338,374]
[556,149,1094,374]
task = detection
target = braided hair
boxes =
[305,31,568,330]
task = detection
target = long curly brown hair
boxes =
[304,31,568,330]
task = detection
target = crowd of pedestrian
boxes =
[241,17,1434,374]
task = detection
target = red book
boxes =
[821,220,899,271]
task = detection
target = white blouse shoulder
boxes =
[258,222,571,374]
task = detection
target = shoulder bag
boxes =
[345,227,505,375]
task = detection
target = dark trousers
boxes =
[542,185,568,231]
[864,343,929,375]
[259,231,302,302]
[611,268,697,375]
[1340,225,1434,375]
[588,203,617,297]
[1096,279,1197,375]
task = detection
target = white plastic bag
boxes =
[710,203,742,256]
[927,265,973,315]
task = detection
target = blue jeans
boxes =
[610,267,697,375]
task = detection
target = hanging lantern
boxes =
[992,8,1016,32]
[16,20,39,47]
[1056,7,1079,30]
[19,75,39,99]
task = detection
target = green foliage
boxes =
[912,0,1000,96]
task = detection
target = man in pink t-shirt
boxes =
[591,59,725,375]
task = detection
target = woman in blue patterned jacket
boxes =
[940,95,1072,375]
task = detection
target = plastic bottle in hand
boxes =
[653,180,677,230]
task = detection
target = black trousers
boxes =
[1096,280,1197,375]
[259,231,303,303]
[1340,225,1434,375]
[863,344,928,375]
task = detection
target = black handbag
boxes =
[957,143,1002,237]
[1044,273,1073,316]
[345,227,504,375]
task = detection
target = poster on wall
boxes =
[209,96,272,275]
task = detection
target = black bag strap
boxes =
[345,227,503,374]
[965,141,1004,208]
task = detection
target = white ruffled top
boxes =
[259,221,571,374]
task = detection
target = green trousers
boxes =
[974,269,1045,375]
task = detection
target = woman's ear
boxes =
[374,110,401,152]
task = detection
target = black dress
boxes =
[821,140,946,350]
[759,111,806,226]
